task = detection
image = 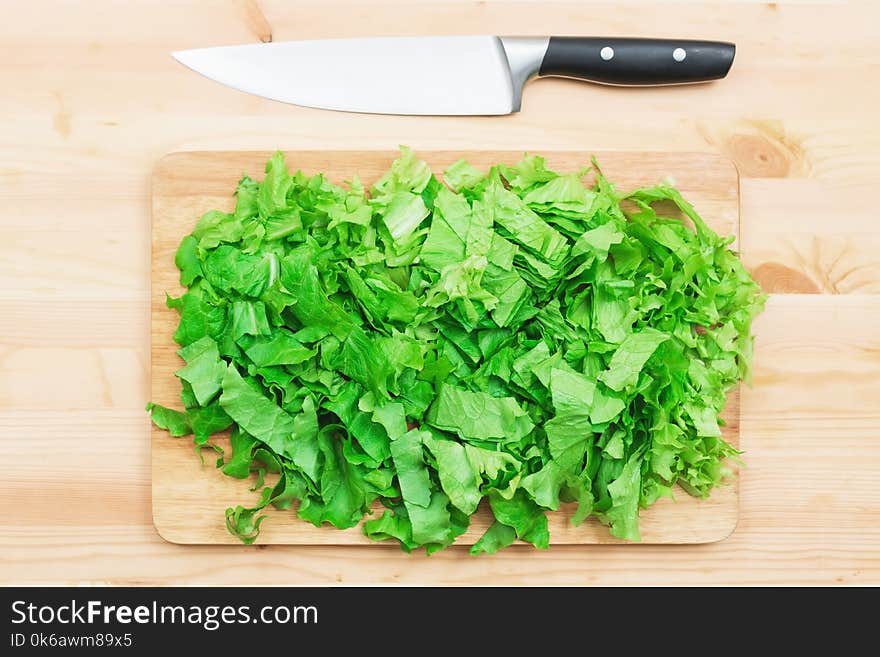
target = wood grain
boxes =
[151,150,740,545]
[1,0,879,584]
[4,295,878,585]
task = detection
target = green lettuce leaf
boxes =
[426,384,534,442]
[597,328,669,392]
[150,148,765,551]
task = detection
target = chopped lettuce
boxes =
[149,149,765,552]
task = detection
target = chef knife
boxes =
[173,35,735,116]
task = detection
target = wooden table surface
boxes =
[2,0,878,586]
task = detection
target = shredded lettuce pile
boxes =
[148,148,764,553]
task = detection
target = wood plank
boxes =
[739,179,880,294]
[151,149,741,545]
[2,294,878,584]
[1,0,879,585]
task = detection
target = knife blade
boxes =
[172,35,735,116]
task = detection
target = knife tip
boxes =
[170,49,195,63]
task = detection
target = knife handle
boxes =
[538,37,735,85]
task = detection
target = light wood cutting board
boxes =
[151,150,740,546]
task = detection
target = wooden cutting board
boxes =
[151,150,740,546]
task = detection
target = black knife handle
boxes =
[538,37,735,85]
